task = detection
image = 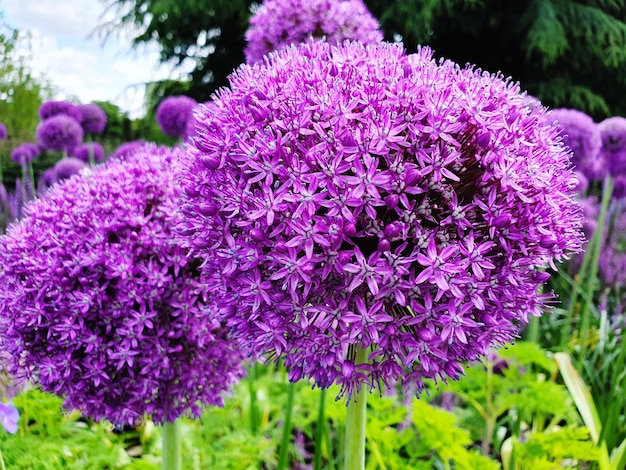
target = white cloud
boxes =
[1,0,182,118]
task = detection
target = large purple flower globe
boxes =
[244,0,383,64]
[598,116,626,177]
[39,100,82,122]
[36,114,84,153]
[549,109,603,180]
[72,142,105,163]
[156,96,197,138]
[0,145,245,425]
[10,143,39,165]
[179,42,584,398]
[78,103,107,135]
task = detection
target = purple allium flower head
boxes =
[54,157,86,182]
[0,401,19,434]
[39,100,82,122]
[179,41,584,399]
[72,142,105,163]
[614,175,626,200]
[37,168,57,196]
[0,122,7,140]
[10,142,39,165]
[36,114,84,153]
[0,145,245,426]
[549,108,603,180]
[78,103,107,135]
[156,96,197,138]
[244,0,383,64]
[598,116,626,177]
[110,140,149,160]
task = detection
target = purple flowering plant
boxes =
[244,0,383,64]
[549,108,604,181]
[0,145,245,427]
[598,116,626,178]
[0,122,7,140]
[72,142,105,163]
[10,143,39,166]
[180,41,584,401]
[78,103,107,135]
[39,100,82,123]
[36,114,84,154]
[156,96,197,139]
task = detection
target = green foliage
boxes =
[514,427,600,469]
[364,0,626,119]
[0,17,51,174]
[99,0,254,101]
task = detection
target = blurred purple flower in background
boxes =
[598,116,626,177]
[53,157,86,182]
[549,108,603,180]
[0,401,19,434]
[36,114,84,154]
[0,122,7,140]
[78,103,108,135]
[110,140,149,160]
[72,142,105,163]
[10,142,39,166]
[39,100,82,123]
[244,0,383,64]
[180,41,584,399]
[156,96,197,139]
[0,145,245,426]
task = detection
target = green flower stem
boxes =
[314,388,327,470]
[277,381,296,470]
[248,361,259,435]
[162,419,182,470]
[27,161,36,197]
[577,176,614,368]
[562,175,613,349]
[0,447,6,470]
[344,347,368,470]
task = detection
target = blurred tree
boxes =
[0,18,52,172]
[99,0,253,102]
[100,0,626,119]
[366,0,626,119]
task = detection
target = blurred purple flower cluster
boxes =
[156,95,197,139]
[244,0,383,64]
[0,145,245,426]
[180,41,583,398]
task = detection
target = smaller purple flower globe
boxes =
[110,140,149,159]
[54,157,86,182]
[78,103,107,134]
[39,100,82,123]
[156,96,197,138]
[0,122,7,140]
[0,145,245,426]
[244,0,383,64]
[10,143,39,165]
[36,114,84,153]
[180,41,584,399]
[549,108,603,180]
[72,142,105,163]
[598,116,626,177]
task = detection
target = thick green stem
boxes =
[248,361,259,434]
[314,388,327,470]
[577,176,614,369]
[277,381,296,470]
[344,347,368,470]
[162,419,182,470]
